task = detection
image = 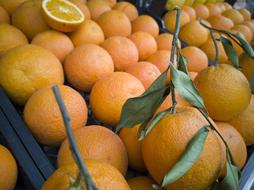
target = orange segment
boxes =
[42,0,84,32]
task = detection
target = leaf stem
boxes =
[52,85,97,190]
[209,29,219,66]
[170,8,182,113]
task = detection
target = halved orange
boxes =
[42,0,84,32]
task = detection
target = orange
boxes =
[69,19,104,47]
[0,44,64,105]
[101,36,139,71]
[69,0,91,19]
[163,10,190,32]
[190,71,198,79]
[129,32,157,60]
[41,160,131,190]
[0,145,17,190]
[24,85,87,146]
[207,15,234,30]
[181,46,208,72]
[243,21,254,35]
[96,10,131,38]
[31,30,74,62]
[11,0,50,40]
[104,0,117,7]
[223,2,232,10]
[42,0,85,33]
[182,5,196,21]
[113,1,138,21]
[119,125,146,172]
[200,36,228,64]
[222,9,244,25]
[64,44,114,92]
[193,3,210,19]
[230,95,254,145]
[229,30,244,56]
[232,24,253,42]
[156,93,191,113]
[142,107,223,190]
[125,61,161,89]
[0,6,9,24]
[156,33,182,51]
[217,2,226,12]
[87,0,111,20]
[206,3,222,17]
[131,15,159,37]
[216,122,247,176]
[128,176,156,190]
[0,24,28,56]
[58,125,128,174]
[239,8,251,21]
[90,72,145,126]
[179,21,209,47]
[0,0,28,15]
[240,53,254,81]
[194,64,251,121]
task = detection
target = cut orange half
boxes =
[42,0,85,32]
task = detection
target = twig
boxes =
[52,85,98,190]
[209,30,219,66]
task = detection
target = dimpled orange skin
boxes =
[156,33,173,51]
[182,5,196,21]
[232,25,253,42]
[87,0,111,20]
[0,6,10,24]
[230,95,254,145]
[129,32,157,61]
[58,125,128,175]
[239,8,251,21]
[41,160,131,190]
[216,122,247,177]
[31,30,74,62]
[142,107,223,190]
[0,145,18,190]
[113,1,138,21]
[207,15,234,30]
[64,44,114,92]
[243,21,254,35]
[125,61,161,89]
[194,64,251,121]
[193,3,210,20]
[101,36,139,71]
[222,9,244,25]
[0,44,64,105]
[131,15,159,37]
[90,72,145,126]
[179,21,209,47]
[128,176,156,190]
[69,0,91,19]
[205,3,222,17]
[24,85,88,146]
[240,52,254,81]
[0,0,28,15]
[70,19,105,47]
[96,10,131,38]
[119,125,146,172]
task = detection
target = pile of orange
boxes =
[0,0,253,190]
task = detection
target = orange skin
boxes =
[128,176,156,190]
[129,31,157,61]
[156,33,182,51]
[206,3,222,17]
[193,3,210,20]
[87,0,111,20]
[239,8,251,21]
[0,0,28,15]
[0,6,9,24]
[182,5,197,21]
[207,15,234,30]
[90,72,145,126]
[64,44,114,92]
[24,85,87,146]
[125,61,161,89]
[101,36,139,71]
[240,52,254,81]
[113,1,138,21]
[243,21,254,35]
[222,9,244,25]
[96,10,131,38]
[69,0,91,19]
[131,15,159,37]
[58,125,128,175]
[232,24,253,42]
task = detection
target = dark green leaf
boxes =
[220,162,240,190]
[138,107,172,141]
[116,70,170,133]
[178,53,189,74]
[220,36,239,68]
[250,72,254,94]
[211,181,222,190]
[169,64,207,114]
[231,32,254,57]
[153,126,210,189]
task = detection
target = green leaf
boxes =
[153,126,210,189]
[220,162,240,190]
[178,53,189,74]
[250,72,254,94]
[138,107,172,141]
[69,173,83,190]
[115,70,170,133]
[231,32,254,57]
[220,36,239,68]
[169,64,207,114]
[211,181,222,190]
